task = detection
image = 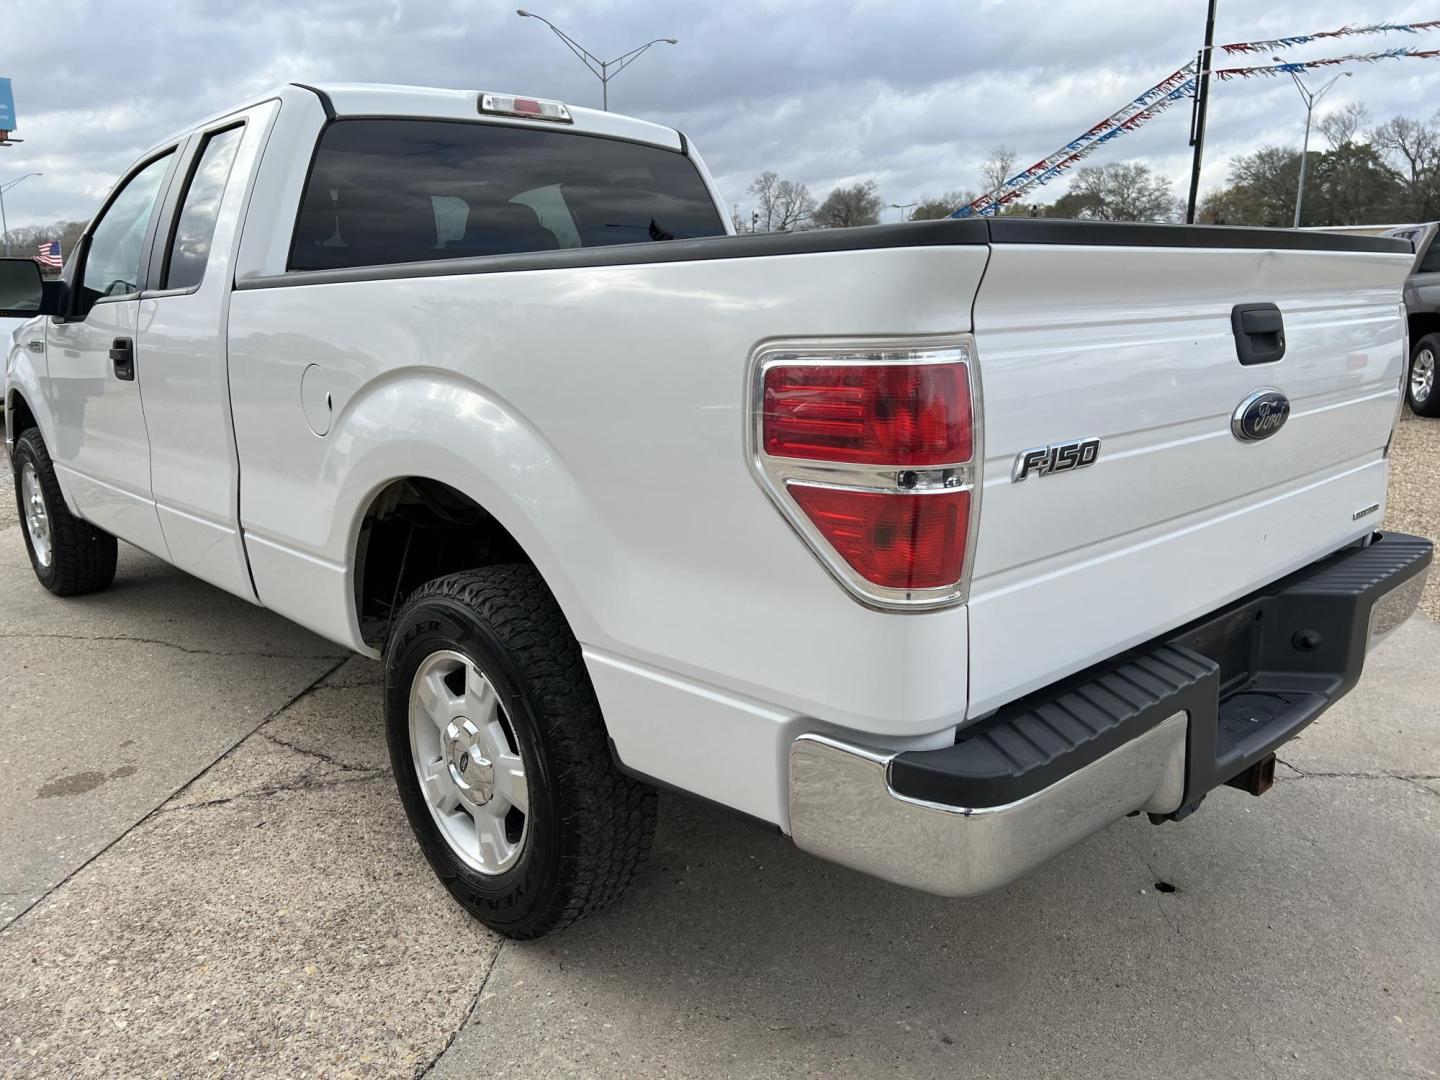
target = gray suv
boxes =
[1383,222,1440,416]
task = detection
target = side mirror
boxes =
[0,258,62,318]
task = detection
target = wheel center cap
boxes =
[444,718,494,804]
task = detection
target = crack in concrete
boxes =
[415,942,504,1079]
[1275,759,1440,804]
[1129,839,1183,940]
[158,769,386,814]
[1274,758,1440,783]
[0,655,350,936]
[258,730,380,774]
[1398,777,1440,800]
[0,630,344,661]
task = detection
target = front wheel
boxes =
[1409,333,1440,417]
[384,565,657,939]
[12,427,118,595]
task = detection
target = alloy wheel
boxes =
[408,649,530,874]
[1414,347,1436,405]
[21,462,51,568]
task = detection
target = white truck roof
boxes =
[147,82,683,156]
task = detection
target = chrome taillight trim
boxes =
[745,334,984,612]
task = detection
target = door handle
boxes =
[109,337,135,381]
[1231,303,1286,366]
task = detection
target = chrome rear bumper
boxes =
[787,532,1430,898]
[788,712,1187,897]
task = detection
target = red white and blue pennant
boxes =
[953,18,1440,217]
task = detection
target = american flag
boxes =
[35,240,62,269]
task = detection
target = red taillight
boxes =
[788,485,969,591]
[763,362,972,466]
[751,345,979,607]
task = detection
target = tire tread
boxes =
[393,565,656,938]
[13,428,117,596]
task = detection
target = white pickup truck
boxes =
[0,84,1431,939]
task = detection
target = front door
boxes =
[45,148,177,556]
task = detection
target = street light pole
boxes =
[1184,0,1217,224]
[1273,59,1351,228]
[890,202,916,223]
[0,172,43,257]
[516,10,677,111]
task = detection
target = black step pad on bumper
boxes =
[890,647,1216,808]
[890,532,1433,811]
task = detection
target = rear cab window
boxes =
[288,119,726,271]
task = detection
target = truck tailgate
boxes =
[966,236,1412,717]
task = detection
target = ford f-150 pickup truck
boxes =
[0,84,1431,939]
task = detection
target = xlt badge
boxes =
[1012,437,1101,482]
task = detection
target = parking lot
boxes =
[0,412,1436,1079]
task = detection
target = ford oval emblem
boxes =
[1231,389,1290,442]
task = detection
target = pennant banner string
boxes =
[1215,48,1440,80]
[954,65,1197,216]
[954,17,1440,217]
[1219,19,1440,55]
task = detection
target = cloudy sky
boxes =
[4,0,1440,229]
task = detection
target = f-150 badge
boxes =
[1012,438,1101,482]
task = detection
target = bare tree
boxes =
[748,171,816,232]
[1051,161,1179,222]
[979,146,1019,201]
[1319,103,1371,150]
[1371,113,1440,219]
[910,189,977,220]
[813,180,884,228]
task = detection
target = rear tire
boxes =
[12,427,118,595]
[384,564,656,939]
[1409,333,1440,417]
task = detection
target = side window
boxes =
[163,125,244,290]
[82,152,173,302]
[289,119,727,272]
[1420,237,1440,275]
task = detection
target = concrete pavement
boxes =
[0,509,1437,1076]
[431,619,1440,1080]
[0,462,346,930]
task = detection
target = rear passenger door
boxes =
[136,102,277,600]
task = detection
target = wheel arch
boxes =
[6,351,86,518]
[1407,310,1440,348]
[6,340,48,447]
[326,375,616,655]
[6,385,38,444]
[350,474,536,649]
